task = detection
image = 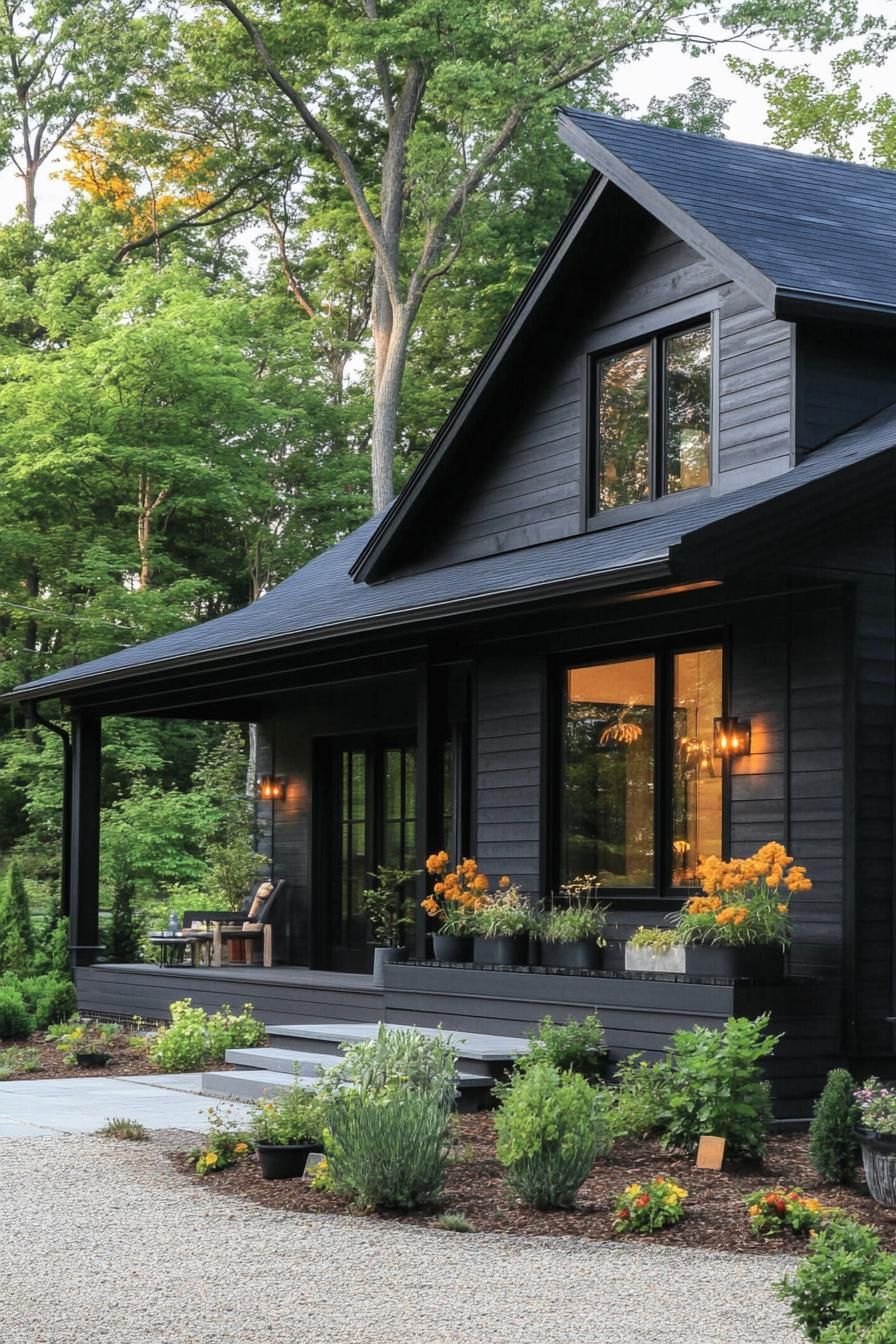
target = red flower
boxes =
[635,1194,650,1208]
[618,1207,629,1220]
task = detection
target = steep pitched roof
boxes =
[10,402,896,706]
[354,110,896,583]
[558,109,896,319]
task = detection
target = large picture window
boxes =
[561,646,723,893]
[594,322,711,514]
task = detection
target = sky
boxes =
[0,9,893,228]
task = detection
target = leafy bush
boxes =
[0,1046,40,1078]
[0,862,35,973]
[777,1216,894,1341]
[494,1061,611,1209]
[16,974,76,1029]
[0,985,33,1039]
[521,1014,607,1085]
[660,1014,779,1159]
[810,1069,861,1183]
[818,1280,896,1343]
[319,1024,457,1108]
[148,998,266,1071]
[51,1018,120,1064]
[603,1053,671,1140]
[249,1084,326,1146]
[746,1187,833,1238]
[361,865,419,946]
[613,1176,688,1233]
[324,1086,452,1209]
[190,1106,253,1176]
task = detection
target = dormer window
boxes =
[591,321,712,515]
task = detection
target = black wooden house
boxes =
[9,113,896,1114]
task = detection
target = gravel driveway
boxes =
[0,1135,806,1344]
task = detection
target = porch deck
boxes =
[76,960,844,1119]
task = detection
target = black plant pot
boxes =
[684,943,785,980]
[856,1129,896,1207]
[256,1141,324,1181]
[539,939,600,971]
[432,933,473,962]
[75,1051,111,1068]
[473,934,528,967]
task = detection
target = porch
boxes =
[76,958,842,1118]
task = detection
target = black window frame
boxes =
[551,634,730,905]
[587,317,714,521]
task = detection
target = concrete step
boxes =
[266,1022,529,1078]
[224,1047,335,1077]
[201,1069,316,1102]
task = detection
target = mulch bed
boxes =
[169,1114,896,1254]
[0,1031,240,1081]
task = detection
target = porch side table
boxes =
[147,934,211,968]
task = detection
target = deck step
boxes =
[224,1047,336,1077]
[201,1069,315,1101]
[266,1021,529,1077]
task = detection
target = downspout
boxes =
[29,702,73,918]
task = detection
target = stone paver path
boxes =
[0,1074,250,1135]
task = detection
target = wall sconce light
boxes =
[256,774,285,802]
[713,717,752,758]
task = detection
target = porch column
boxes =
[68,713,102,967]
[414,656,434,960]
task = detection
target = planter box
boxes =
[432,933,473,962]
[539,939,601,971]
[256,1141,324,1181]
[625,944,686,975]
[856,1130,896,1207]
[684,943,785,980]
[473,934,528,967]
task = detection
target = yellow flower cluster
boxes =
[421,853,512,921]
[715,905,748,927]
[697,843,812,897]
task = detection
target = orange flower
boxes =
[777,903,788,915]
[421,897,439,917]
[426,851,449,875]
[472,873,489,893]
[499,875,511,888]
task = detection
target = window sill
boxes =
[586,485,712,534]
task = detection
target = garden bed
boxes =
[169,1114,896,1254]
[0,1031,244,1080]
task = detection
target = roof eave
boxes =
[556,111,778,316]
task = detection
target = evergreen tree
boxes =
[106,879,143,964]
[810,1068,861,1183]
[0,861,35,971]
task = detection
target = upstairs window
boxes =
[593,322,711,514]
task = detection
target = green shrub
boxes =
[520,1014,607,1085]
[148,998,267,1071]
[249,1084,326,1146]
[16,975,77,1029]
[604,1052,672,1140]
[33,911,70,979]
[810,1069,861,1184]
[0,1045,40,1078]
[0,861,35,973]
[319,1024,457,1108]
[0,985,34,1039]
[190,1106,253,1176]
[325,1086,452,1209]
[660,1014,779,1159]
[106,880,143,963]
[494,1061,611,1209]
[778,1216,893,1342]
[817,1279,896,1343]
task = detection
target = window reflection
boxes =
[671,649,723,884]
[664,326,711,494]
[597,345,650,510]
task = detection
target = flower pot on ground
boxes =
[624,927,686,975]
[75,1051,111,1068]
[249,1083,326,1181]
[431,932,473,962]
[854,1079,896,1206]
[49,1017,122,1067]
[537,891,608,971]
[672,842,813,982]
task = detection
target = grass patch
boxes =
[96,1117,150,1141]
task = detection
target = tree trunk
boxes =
[22,165,36,226]
[137,475,169,590]
[370,305,413,514]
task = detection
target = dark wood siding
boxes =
[474,656,543,893]
[718,290,794,488]
[795,324,896,456]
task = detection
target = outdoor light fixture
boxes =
[713,717,752,758]
[257,774,285,802]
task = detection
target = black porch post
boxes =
[414,655,433,960]
[69,713,102,968]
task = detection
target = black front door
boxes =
[327,737,416,972]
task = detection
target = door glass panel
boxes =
[664,326,711,494]
[672,648,723,885]
[441,739,454,858]
[563,658,655,887]
[339,748,368,948]
[382,745,416,869]
[597,344,650,510]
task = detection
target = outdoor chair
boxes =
[211,879,284,969]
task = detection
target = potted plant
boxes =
[472,882,533,966]
[361,864,420,986]
[854,1078,896,1207]
[422,852,493,961]
[624,926,686,975]
[538,887,609,971]
[50,1017,122,1068]
[248,1082,326,1180]
[673,843,812,979]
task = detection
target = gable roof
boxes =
[9,400,896,707]
[354,110,896,584]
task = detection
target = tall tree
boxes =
[0,0,167,223]
[196,0,865,511]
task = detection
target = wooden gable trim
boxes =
[556,112,778,317]
[350,171,612,584]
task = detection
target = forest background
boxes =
[0,0,893,934]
